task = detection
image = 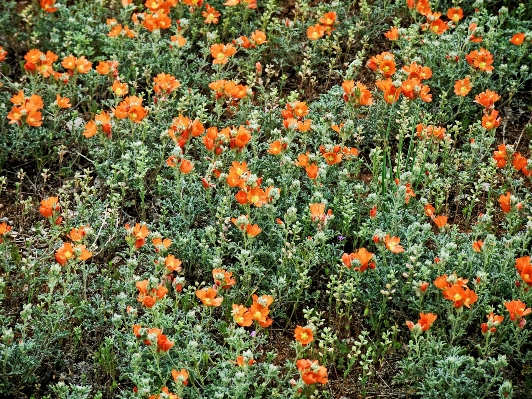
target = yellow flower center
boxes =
[301,332,308,340]
[479,62,486,69]
[454,294,462,301]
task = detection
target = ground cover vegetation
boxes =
[0,0,532,397]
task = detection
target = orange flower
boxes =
[128,105,147,124]
[294,325,314,345]
[0,222,11,243]
[232,304,253,326]
[513,152,528,171]
[210,43,237,65]
[481,312,504,334]
[251,30,267,45]
[227,161,248,187]
[434,273,469,290]
[342,247,375,272]
[180,159,194,174]
[268,140,284,155]
[112,80,128,96]
[96,60,119,76]
[376,78,401,103]
[515,256,532,286]
[55,94,71,109]
[406,312,437,332]
[498,192,512,213]
[39,196,60,218]
[309,203,325,221]
[75,56,92,74]
[443,284,478,308]
[165,255,182,272]
[234,125,251,147]
[234,355,255,367]
[245,223,262,237]
[0,47,7,62]
[475,89,500,109]
[196,287,223,306]
[472,240,484,252]
[292,101,309,118]
[341,80,373,106]
[248,301,270,326]
[62,55,77,70]
[152,237,172,252]
[493,144,507,168]
[415,0,431,15]
[212,268,236,289]
[136,280,154,307]
[295,153,310,167]
[405,183,418,204]
[149,387,178,399]
[429,19,447,35]
[114,96,147,123]
[249,294,273,327]
[170,35,187,47]
[465,48,494,72]
[432,215,448,228]
[385,235,404,253]
[171,368,189,385]
[26,111,43,127]
[76,245,93,262]
[384,27,399,40]
[127,222,150,248]
[136,280,167,308]
[447,7,463,22]
[307,24,326,40]
[296,359,328,385]
[55,242,75,265]
[510,33,525,46]
[305,163,319,179]
[424,203,435,217]
[247,187,268,207]
[367,51,394,72]
[319,11,336,28]
[203,4,221,24]
[482,110,500,130]
[454,77,472,96]
[40,0,57,12]
[157,334,174,352]
[153,73,180,95]
[401,78,431,102]
[379,59,396,78]
[505,299,531,328]
[418,313,437,331]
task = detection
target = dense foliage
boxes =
[1,0,532,398]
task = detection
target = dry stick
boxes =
[514,114,532,151]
